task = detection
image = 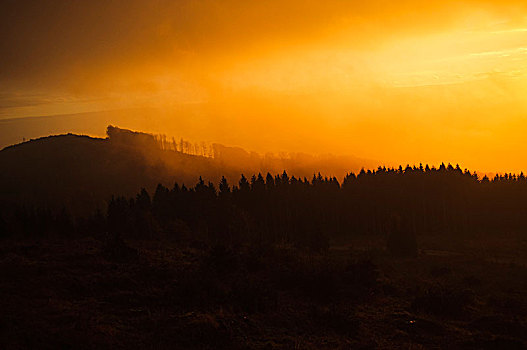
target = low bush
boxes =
[101,234,138,262]
[412,286,474,318]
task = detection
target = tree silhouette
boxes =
[5,163,527,253]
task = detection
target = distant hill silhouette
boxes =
[0,126,371,213]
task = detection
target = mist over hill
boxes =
[0,125,373,213]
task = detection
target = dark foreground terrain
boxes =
[1,234,526,349]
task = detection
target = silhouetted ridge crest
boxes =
[106,125,157,149]
[0,126,377,214]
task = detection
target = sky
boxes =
[2,0,527,173]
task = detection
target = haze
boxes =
[2,0,527,173]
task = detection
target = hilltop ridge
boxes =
[0,126,371,213]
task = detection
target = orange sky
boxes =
[1,0,527,173]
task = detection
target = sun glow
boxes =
[2,2,527,173]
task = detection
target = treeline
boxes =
[153,134,214,158]
[108,125,214,157]
[2,163,527,249]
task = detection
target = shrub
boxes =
[200,244,240,275]
[101,233,138,262]
[386,215,418,257]
[310,305,360,336]
[229,277,277,314]
[387,230,418,257]
[412,286,474,318]
[344,259,379,291]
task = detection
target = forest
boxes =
[1,163,527,349]
[3,163,527,247]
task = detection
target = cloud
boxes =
[2,0,527,172]
[1,0,526,90]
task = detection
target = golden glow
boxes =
[2,1,527,173]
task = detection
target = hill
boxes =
[0,126,372,213]
[0,127,217,213]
